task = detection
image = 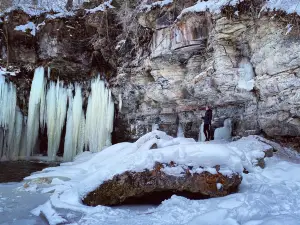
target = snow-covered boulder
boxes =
[83,161,242,206]
[80,131,243,206]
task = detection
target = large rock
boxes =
[83,162,242,206]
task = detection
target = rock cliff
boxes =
[1,0,300,144]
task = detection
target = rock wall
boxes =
[1,0,300,143]
[111,1,300,142]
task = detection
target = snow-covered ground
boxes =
[1,132,300,225]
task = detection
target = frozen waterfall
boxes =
[0,67,115,162]
[177,123,184,138]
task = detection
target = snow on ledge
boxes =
[15,22,36,36]
[85,0,114,13]
[177,0,300,20]
[140,0,173,12]
[0,67,19,77]
[264,0,300,15]
[177,0,244,19]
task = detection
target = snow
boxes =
[0,67,18,77]
[18,132,280,225]
[85,0,114,13]
[14,22,36,36]
[140,0,173,12]
[1,0,113,19]
[177,0,300,19]
[177,0,244,19]
[1,134,300,225]
[264,0,300,15]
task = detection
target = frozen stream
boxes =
[0,183,49,225]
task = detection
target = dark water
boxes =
[0,161,58,183]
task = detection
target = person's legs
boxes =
[203,124,209,141]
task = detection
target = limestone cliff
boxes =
[0,0,299,145]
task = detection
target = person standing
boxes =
[202,106,212,141]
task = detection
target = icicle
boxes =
[39,78,46,132]
[26,67,46,158]
[0,79,17,160]
[72,85,83,154]
[198,122,206,142]
[46,80,68,161]
[177,123,184,138]
[0,128,4,159]
[19,116,28,158]
[48,67,51,79]
[85,76,114,153]
[63,86,75,161]
[9,110,23,160]
[118,93,122,113]
[0,81,16,130]
[77,112,86,155]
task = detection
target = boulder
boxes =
[83,162,242,206]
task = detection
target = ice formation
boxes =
[0,67,115,161]
[238,58,255,91]
[26,67,46,158]
[214,119,232,141]
[85,77,115,153]
[177,123,184,137]
[46,80,68,161]
[198,122,206,142]
[0,77,18,160]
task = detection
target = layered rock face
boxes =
[83,162,242,206]
[111,1,300,142]
[1,0,300,143]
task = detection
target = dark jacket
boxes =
[202,109,212,125]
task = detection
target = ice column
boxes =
[46,80,68,161]
[85,77,114,153]
[177,123,184,137]
[26,67,46,157]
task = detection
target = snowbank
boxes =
[26,131,245,194]
[20,131,279,224]
[177,0,300,19]
[177,0,244,19]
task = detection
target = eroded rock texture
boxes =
[111,1,300,142]
[83,162,242,206]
